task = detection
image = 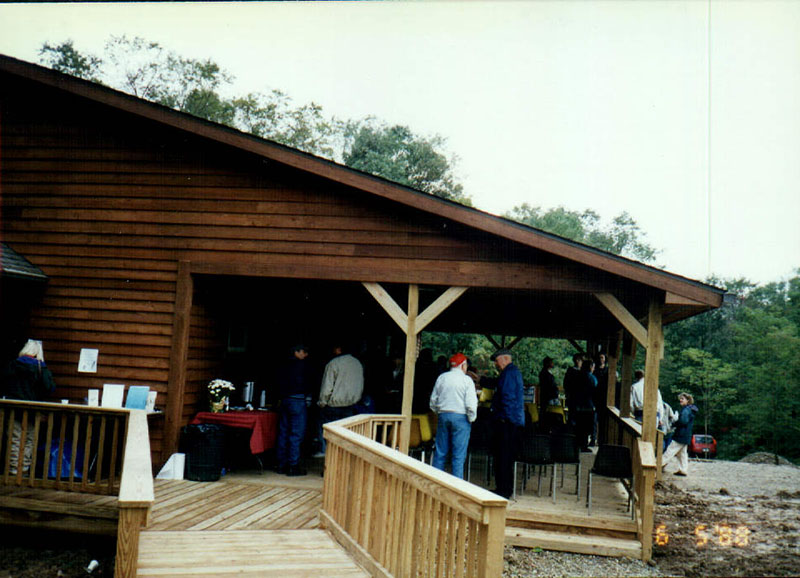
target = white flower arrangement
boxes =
[207,379,235,402]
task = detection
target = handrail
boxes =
[605,407,658,562]
[0,400,153,578]
[115,409,154,578]
[321,414,507,577]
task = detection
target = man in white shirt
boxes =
[429,352,478,479]
[630,370,662,423]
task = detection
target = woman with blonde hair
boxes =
[661,392,698,477]
[2,339,55,401]
[1,339,56,475]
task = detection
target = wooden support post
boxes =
[399,285,419,454]
[363,283,467,454]
[477,505,507,578]
[619,333,636,419]
[606,332,622,408]
[164,261,193,460]
[642,295,664,444]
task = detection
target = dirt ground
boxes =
[651,454,800,578]
[1,454,798,577]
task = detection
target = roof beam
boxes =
[594,292,648,348]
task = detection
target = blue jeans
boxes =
[432,413,471,479]
[276,397,307,467]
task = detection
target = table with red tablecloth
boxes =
[190,410,278,455]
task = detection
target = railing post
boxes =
[478,505,506,577]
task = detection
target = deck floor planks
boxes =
[147,483,259,531]
[148,479,322,532]
[202,487,298,531]
[187,486,288,531]
[136,529,369,577]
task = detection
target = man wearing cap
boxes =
[429,352,479,479]
[489,348,524,499]
[276,345,313,476]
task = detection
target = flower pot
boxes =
[209,398,227,413]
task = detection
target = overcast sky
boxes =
[1,1,798,286]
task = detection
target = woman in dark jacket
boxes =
[662,392,698,477]
[1,339,55,475]
[1,339,55,401]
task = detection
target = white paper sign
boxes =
[101,383,125,408]
[78,349,99,373]
[87,389,99,407]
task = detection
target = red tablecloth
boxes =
[190,410,278,454]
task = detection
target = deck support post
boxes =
[164,261,193,460]
[362,282,468,453]
[642,294,664,444]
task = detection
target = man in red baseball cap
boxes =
[428,352,478,479]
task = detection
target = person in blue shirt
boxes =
[488,348,524,499]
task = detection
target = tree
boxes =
[676,348,735,437]
[232,90,335,158]
[506,204,658,262]
[342,120,470,204]
[38,36,469,204]
[38,40,102,82]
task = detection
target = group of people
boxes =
[428,347,524,499]
[274,340,699,485]
[273,342,366,477]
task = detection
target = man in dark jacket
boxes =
[489,348,524,499]
[275,345,312,476]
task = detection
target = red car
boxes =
[689,434,717,458]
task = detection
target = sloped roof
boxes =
[0,242,48,282]
[0,54,723,314]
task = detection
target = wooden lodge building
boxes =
[0,54,724,565]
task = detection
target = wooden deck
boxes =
[135,447,640,575]
[136,477,366,576]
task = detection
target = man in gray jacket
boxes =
[314,344,364,457]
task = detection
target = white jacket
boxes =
[429,368,478,423]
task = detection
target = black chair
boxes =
[550,432,581,503]
[466,415,493,484]
[586,444,634,518]
[513,432,553,499]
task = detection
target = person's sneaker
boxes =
[311,451,325,459]
[273,464,287,475]
[287,465,307,477]
[674,471,687,476]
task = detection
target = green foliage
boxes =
[232,90,335,158]
[38,40,102,83]
[37,36,468,204]
[506,204,658,263]
[342,120,469,204]
[663,271,800,463]
[675,348,735,437]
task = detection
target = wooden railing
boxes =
[605,407,659,561]
[321,414,507,577]
[0,400,153,578]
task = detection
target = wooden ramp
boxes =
[137,529,369,577]
[147,479,321,531]
[136,479,366,576]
